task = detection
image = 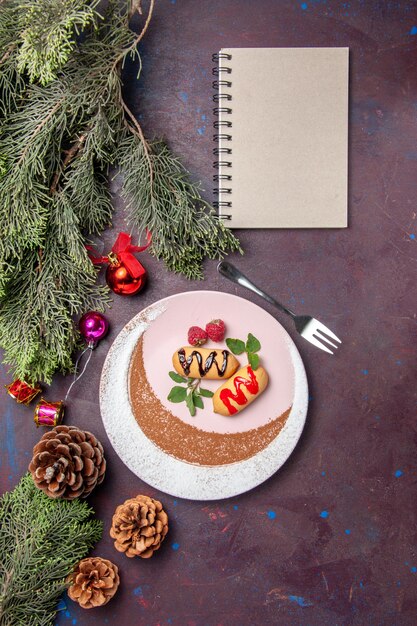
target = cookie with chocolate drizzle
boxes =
[172,346,240,380]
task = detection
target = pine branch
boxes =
[17,99,64,166]
[0,2,26,117]
[0,0,243,383]
[65,156,113,233]
[16,0,101,85]
[119,135,242,279]
[0,474,102,626]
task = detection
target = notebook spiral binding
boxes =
[212,52,232,220]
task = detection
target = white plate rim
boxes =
[99,290,308,501]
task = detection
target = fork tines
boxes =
[305,321,342,355]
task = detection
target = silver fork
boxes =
[217,261,341,355]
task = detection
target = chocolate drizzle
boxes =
[177,348,229,377]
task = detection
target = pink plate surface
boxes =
[143,291,294,433]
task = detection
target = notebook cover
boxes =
[217,47,349,228]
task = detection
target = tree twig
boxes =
[111,1,155,187]
[36,249,43,273]
[111,0,155,74]
[0,42,16,66]
[121,98,154,186]
[50,133,87,194]
[36,133,87,277]
[128,0,143,20]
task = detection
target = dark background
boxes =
[1,0,416,624]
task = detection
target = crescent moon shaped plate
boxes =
[100,290,308,500]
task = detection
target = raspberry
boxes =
[187,326,208,346]
[205,319,226,342]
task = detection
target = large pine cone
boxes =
[67,557,120,609]
[110,495,169,558]
[28,425,106,499]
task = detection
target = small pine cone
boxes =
[67,557,120,609]
[28,425,106,499]
[110,495,169,559]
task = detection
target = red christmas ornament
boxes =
[6,379,41,405]
[106,254,146,296]
[88,232,151,297]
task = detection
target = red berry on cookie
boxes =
[188,326,208,346]
[205,319,226,342]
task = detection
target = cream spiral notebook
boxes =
[212,47,349,228]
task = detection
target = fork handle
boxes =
[217,261,296,319]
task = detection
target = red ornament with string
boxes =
[89,232,151,296]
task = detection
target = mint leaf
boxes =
[246,333,261,353]
[169,371,187,383]
[199,387,214,398]
[186,392,196,416]
[167,386,187,403]
[248,352,260,370]
[193,393,204,410]
[226,338,246,355]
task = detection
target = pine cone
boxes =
[110,495,169,558]
[67,557,120,609]
[28,425,106,499]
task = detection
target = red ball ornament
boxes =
[106,257,146,296]
[87,233,150,297]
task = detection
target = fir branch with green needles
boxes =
[16,0,101,86]
[0,473,103,626]
[0,0,242,384]
[118,134,241,280]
